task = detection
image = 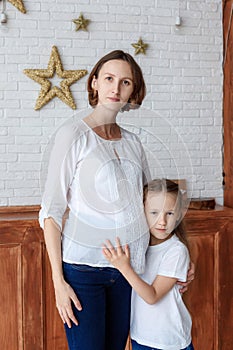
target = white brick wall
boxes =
[0,0,223,206]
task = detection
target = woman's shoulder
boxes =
[120,125,142,143]
[54,119,89,145]
[56,119,87,137]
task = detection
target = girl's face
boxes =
[91,59,134,112]
[144,191,180,243]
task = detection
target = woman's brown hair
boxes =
[143,178,189,249]
[87,50,146,111]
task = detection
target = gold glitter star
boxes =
[131,38,148,55]
[23,46,88,110]
[8,0,26,14]
[73,13,90,31]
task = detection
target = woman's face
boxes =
[91,59,134,111]
[144,191,180,242]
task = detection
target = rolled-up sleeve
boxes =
[39,123,81,231]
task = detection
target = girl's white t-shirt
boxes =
[39,119,150,273]
[130,234,192,349]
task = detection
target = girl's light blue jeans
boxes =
[131,339,194,350]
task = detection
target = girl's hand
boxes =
[54,279,82,328]
[102,237,131,272]
[177,261,195,293]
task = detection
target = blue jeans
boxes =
[63,262,132,350]
[131,339,194,350]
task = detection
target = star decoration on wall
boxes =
[8,0,26,14]
[23,46,88,110]
[131,38,149,55]
[73,13,90,31]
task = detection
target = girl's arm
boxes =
[103,238,177,304]
[44,218,82,328]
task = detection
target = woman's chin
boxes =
[99,101,125,113]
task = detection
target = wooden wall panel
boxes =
[218,220,233,349]
[0,214,45,350]
[0,245,23,350]
[22,234,44,349]
[223,0,233,206]
[1,205,233,349]
[44,253,69,350]
[183,233,216,349]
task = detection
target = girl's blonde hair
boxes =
[143,178,189,249]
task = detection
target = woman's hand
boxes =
[102,237,131,272]
[177,261,195,293]
[54,278,82,328]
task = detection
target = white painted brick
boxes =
[109,5,141,15]
[20,29,55,38]
[8,162,41,172]
[7,180,39,189]
[170,42,199,52]
[116,15,148,24]
[0,197,8,206]
[20,1,41,11]
[8,145,41,153]
[108,22,140,32]
[0,0,224,205]
[184,117,213,126]
[15,135,48,145]
[2,29,20,38]
[127,0,154,5]
[9,196,41,206]
[183,68,211,77]
[150,93,171,101]
[188,2,218,12]
[13,187,41,197]
[0,189,14,197]
[152,67,182,76]
[199,44,222,53]
[0,152,16,163]
[0,146,6,154]
[19,154,42,162]
[157,0,179,9]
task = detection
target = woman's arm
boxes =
[103,238,177,304]
[44,218,82,328]
[177,261,195,293]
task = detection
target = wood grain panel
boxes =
[22,233,44,349]
[183,234,216,349]
[0,245,23,349]
[223,0,233,206]
[1,205,233,349]
[218,220,233,349]
[44,253,69,350]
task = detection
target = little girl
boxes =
[103,179,194,350]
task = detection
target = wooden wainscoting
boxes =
[1,205,233,349]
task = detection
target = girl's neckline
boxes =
[149,234,176,249]
[81,119,123,142]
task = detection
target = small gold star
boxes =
[131,38,148,55]
[8,0,26,14]
[73,13,90,31]
[23,46,88,110]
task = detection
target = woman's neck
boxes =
[84,108,121,140]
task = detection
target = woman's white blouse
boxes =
[39,119,150,273]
